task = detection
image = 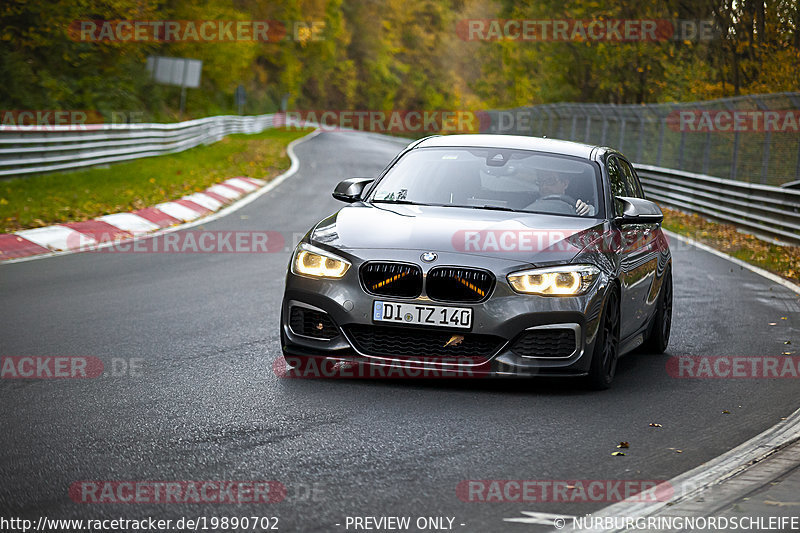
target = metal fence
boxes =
[0,114,276,178]
[484,92,800,187]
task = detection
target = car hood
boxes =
[310,203,606,265]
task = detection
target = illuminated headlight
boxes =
[507,264,600,296]
[291,244,350,279]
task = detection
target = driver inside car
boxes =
[525,169,596,216]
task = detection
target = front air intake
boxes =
[426,267,494,303]
[510,328,577,358]
[360,262,423,298]
[289,306,339,340]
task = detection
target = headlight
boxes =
[507,264,600,296]
[291,244,351,279]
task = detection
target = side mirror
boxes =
[615,197,663,225]
[333,178,373,203]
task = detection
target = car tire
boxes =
[641,268,672,354]
[587,286,620,390]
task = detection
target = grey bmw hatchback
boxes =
[280,134,672,388]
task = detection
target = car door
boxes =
[606,156,637,340]
[614,156,661,339]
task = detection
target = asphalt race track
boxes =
[1,131,799,532]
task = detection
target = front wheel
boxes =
[587,287,620,390]
[642,268,672,354]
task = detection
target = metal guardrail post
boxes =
[722,99,741,181]
[753,97,771,184]
[656,111,666,166]
[797,137,800,183]
[597,104,608,145]
[788,94,800,182]
[675,104,686,169]
[584,112,591,143]
[761,132,772,185]
[527,108,538,136]
[636,108,646,162]
[702,131,712,175]
[730,131,741,181]
[550,105,561,138]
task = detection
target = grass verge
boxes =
[0,127,313,233]
[661,207,800,284]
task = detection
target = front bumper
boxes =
[280,248,611,378]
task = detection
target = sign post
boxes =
[235,85,246,115]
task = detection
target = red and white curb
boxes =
[0,129,322,264]
[0,177,266,262]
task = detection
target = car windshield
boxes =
[368,147,603,218]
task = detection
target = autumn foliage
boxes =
[0,0,798,120]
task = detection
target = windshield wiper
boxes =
[370,199,426,205]
[371,200,521,212]
[437,204,520,213]
[471,205,518,212]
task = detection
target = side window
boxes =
[618,158,645,198]
[606,157,626,216]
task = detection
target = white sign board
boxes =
[146,56,202,88]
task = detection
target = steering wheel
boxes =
[538,194,576,211]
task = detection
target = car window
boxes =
[618,158,645,198]
[370,147,603,218]
[606,156,627,217]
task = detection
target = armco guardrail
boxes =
[0,114,275,178]
[635,164,800,245]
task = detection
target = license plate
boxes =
[373,301,473,329]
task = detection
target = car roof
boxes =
[413,134,601,160]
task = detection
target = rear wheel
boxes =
[642,269,672,354]
[587,287,620,390]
